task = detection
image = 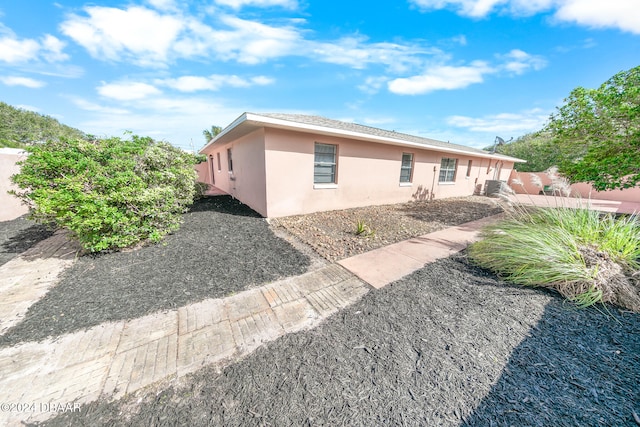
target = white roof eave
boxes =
[200,112,527,163]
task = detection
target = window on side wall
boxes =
[314,143,337,184]
[466,160,473,178]
[227,148,233,172]
[217,153,221,171]
[400,153,413,183]
[439,158,457,183]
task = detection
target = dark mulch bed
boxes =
[0,196,310,347]
[0,216,55,267]
[41,254,640,427]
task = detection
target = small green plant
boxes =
[469,205,640,311]
[11,135,200,252]
[355,219,375,237]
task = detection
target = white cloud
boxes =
[499,49,547,74]
[76,97,242,150]
[0,36,40,63]
[411,0,508,17]
[446,108,549,134]
[156,74,274,92]
[357,76,389,94]
[215,0,298,9]
[40,35,69,62]
[388,61,494,95]
[70,97,130,115]
[310,36,438,73]
[410,0,640,34]
[146,0,179,10]
[0,24,68,64]
[554,0,640,34]
[97,82,162,100]
[0,76,46,88]
[387,48,545,95]
[60,6,185,66]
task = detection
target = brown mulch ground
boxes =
[271,196,504,261]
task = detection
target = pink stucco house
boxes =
[199,113,524,218]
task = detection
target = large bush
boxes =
[11,136,199,252]
[469,206,640,312]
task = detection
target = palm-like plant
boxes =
[203,125,222,143]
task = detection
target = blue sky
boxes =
[0,0,638,151]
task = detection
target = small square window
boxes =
[400,153,413,183]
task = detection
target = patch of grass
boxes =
[469,206,640,311]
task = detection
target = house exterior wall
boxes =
[262,128,515,218]
[0,150,29,222]
[200,129,268,216]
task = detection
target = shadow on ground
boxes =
[0,217,55,267]
[462,302,640,427]
[0,196,309,347]
[40,255,639,426]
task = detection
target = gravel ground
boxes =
[0,196,310,347]
[271,196,503,261]
[40,253,640,427]
[0,216,54,267]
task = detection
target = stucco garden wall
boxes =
[0,149,29,222]
[508,170,640,202]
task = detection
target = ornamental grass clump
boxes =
[11,135,199,252]
[469,206,640,312]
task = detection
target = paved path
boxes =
[339,215,501,288]
[0,263,368,426]
[0,231,77,336]
[0,214,498,425]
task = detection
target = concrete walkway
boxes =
[0,214,498,425]
[339,215,500,288]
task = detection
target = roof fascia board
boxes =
[202,112,526,163]
[199,112,248,153]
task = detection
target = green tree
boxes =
[203,125,222,144]
[0,101,86,148]
[11,136,199,252]
[492,131,561,172]
[545,65,640,190]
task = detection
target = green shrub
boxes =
[469,206,640,311]
[11,136,199,252]
[355,219,375,237]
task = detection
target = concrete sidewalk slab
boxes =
[339,215,502,289]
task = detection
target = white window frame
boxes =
[314,143,337,187]
[439,158,457,183]
[400,153,414,185]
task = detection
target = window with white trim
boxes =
[400,153,413,183]
[227,148,233,172]
[217,153,221,171]
[314,143,337,184]
[439,158,457,183]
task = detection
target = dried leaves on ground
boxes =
[271,196,504,261]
